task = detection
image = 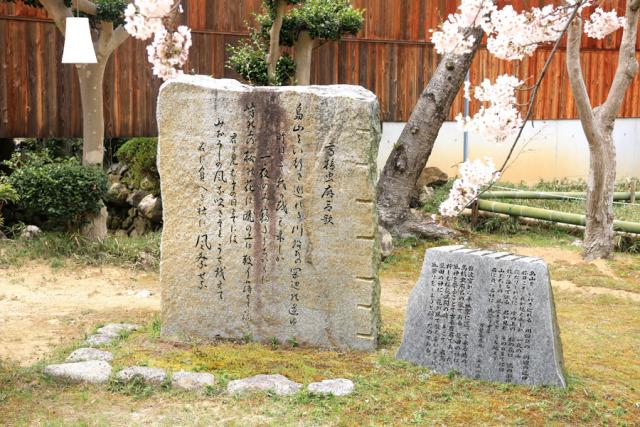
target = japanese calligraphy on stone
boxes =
[157,76,381,351]
[397,246,566,387]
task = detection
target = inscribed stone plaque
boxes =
[397,246,566,386]
[157,76,381,351]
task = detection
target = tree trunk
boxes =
[77,62,107,166]
[77,61,109,240]
[376,27,484,239]
[294,31,314,85]
[583,130,616,259]
[566,2,638,259]
[267,0,287,81]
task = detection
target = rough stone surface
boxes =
[96,323,139,338]
[66,348,113,363]
[227,374,302,396]
[417,166,448,188]
[379,226,393,259]
[44,360,112,384]
[20,225,42,240]
[129,216,149,237]
[117,366,167,384]
[106,182,130,207]
[397,246,566,387]
[138,195,163,223]
[86,334,113,347]
[127,190,150,208]
[158,76,381,351]
[172,371,215,391]
[307,378,355,396]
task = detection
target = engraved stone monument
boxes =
[157,76,381,351]
[397,246,565,386]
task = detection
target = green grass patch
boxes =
[0,231,160,270]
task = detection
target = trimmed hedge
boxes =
[9,159,107,226]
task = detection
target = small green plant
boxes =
[107,375,155,399]
[242,332,253,343]
[269,336,279,349]
[227,31,296,86]
[115,137,160,194]
[8,158,107,229]
[287,336,298,348]
[0,176,18,230]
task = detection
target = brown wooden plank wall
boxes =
[0,0,638,138]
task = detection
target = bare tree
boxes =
[566,0,639,259]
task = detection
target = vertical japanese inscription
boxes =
[195,134,211,290]
[241,102,256,321]
[158,77,381,352]
[397,246,565,386]
[289,102,305,326]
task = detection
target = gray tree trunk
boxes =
[40,0,130,241]
[294,31,315,85]
[376,27,484,239]
[567,2,639,260]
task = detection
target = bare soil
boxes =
[0,262,160,365]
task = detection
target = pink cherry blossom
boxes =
[439,158,500,217]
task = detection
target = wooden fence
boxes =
[1,0,639,138]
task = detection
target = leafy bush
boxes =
[115,137,160,194]
[227,31,297,86]
[8,159,107,228]
[0,177,18,229]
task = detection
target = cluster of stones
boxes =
[44,322,354,396]
[105,163,162,237]
[227,375,355,397]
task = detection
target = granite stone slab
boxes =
[397,246,566,387]
[157,76,381,351]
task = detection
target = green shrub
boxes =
[8,159,107,228]
[0,176,18,229]
[115,138,160,194]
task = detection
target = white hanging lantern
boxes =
[62,17,97,64]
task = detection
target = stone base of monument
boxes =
[397,246,566,387]
[157,76,382,352]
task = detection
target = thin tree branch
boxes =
[75,0,98,16]
[600,0,640,125]
[566,15,600,144]
[39,0,72,33]
[496,2,583,173]
[106,25,130,54]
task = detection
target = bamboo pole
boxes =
[476,200,640,234]
[479,191,633,200]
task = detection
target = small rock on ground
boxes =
[172,371,215,391]
[227,374,302,396]
[117,366,167,384]
[20,225,42,240]
[307,378,355,396]
[44,360,112,384]
[96,323,139,338]
[66,348,113,363]
[86,334,113,347]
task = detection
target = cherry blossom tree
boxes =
[427,0,636,260]
[2,0,191,239]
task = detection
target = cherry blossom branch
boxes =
[496,1,584,174]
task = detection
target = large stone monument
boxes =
[397,246,566,387]
[157,76,381,351]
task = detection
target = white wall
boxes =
[378,119,640,183]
